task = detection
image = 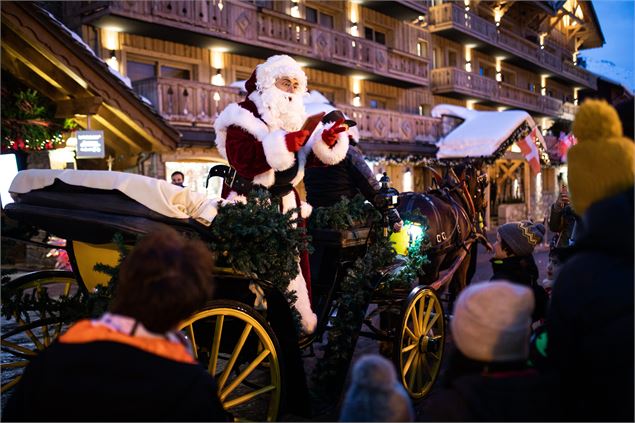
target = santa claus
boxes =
[213,55,349,334]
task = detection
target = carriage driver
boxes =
[213,55,350,334]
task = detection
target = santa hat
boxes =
[569,99,635,215]
[245,55,307,95]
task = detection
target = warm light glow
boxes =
[213,92,221,102]
[403,169,413,192]
[466,99,477,110]
[290,1,300,18]
[539,33,546,50]
[211,70,225,86]
[573,87,580,105]
[497,106,507,112]
[210,48,225,70]
[295,61,308,68]
[350,2,359,25]
[540,75,548,96]
[0,154,19,207]
[101,28,120,51]
[106,56,119,72]
[510,143,521,153]
[494,7,503,26]
[572,51,579,65]
[49,148,77,170]
[464,45,473,72]
[495,57,503,82]
[353,93,361,107]
[351,76,363,95]
[351,22,359,37]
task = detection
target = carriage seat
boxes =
[9,169,219,226]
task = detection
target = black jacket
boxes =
[421,368,561,421]
[3,340,231,421]
[547,187,634,422]
[490,255,548,322]
[548,202,580,248]
[304,144,400,225]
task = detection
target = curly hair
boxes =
[109,228,215,333]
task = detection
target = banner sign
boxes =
[76,130,105,159]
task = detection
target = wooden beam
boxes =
[102,103,172,152]
[72,114,136,157]
[92,112,152,153]
[1,24,87,98]
[54,96,104,118]
[1,49,67,101]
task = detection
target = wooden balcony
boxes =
[431,67,564,117]
[132,78,441,144]
[89,1,429,86]
[428,3,597,90]
[559,101,579,121]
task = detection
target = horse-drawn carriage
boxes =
[1,161,488,420]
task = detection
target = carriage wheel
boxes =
[1,271,79,393]
[396,286,445,399]
[179,300,282,422]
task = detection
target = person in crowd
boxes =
[171,170,185,187]
[339,354,414,422]
[213,55,349,334]
[421,281,560,421]
[547,99,634,421]
[490,220,549,322]
[548,182,580,249]
[304,110,403,232]
[3,228,230,422]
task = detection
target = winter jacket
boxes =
[548,202,580,248]
[3,321,231,421]
[421,368,561,421]
[490,255,549,322]
[304,144,401,225]
[547,187,634,422]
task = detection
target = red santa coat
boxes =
[213,97,348,334]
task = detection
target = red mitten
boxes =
[285,130,310,152]
[322,118,347,147]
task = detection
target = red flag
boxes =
[517,128,541,174]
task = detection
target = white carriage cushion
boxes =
[9,169,219,226]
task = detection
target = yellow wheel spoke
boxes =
[1,376,22,394]
[405,325,417,342]
[210,315,224,376]
[408,352,418,388]
[15,317,45,351]
[417,297,425,335]
[1,340,37,356]
[416,355,423,391]
[1,361,30,369]
[421,354,431,376]
[401,342,417,354]
[424,313,440,335]
[220,348,271,401]
[410,304,420,337]
[186,324,198,360]
[218,322,253,390]
[421,298,433,337]
[63,282,72,296]
[224,384,276,410]
[402,347,417,375]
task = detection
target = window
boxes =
[369,98,386,109]
[417,40,428,58]
[305,6,333,28]
[448,50,458,67]
[528,83,535,92]
[364,26,386,45]
[418,104,431,116]
[127,60,156,82]
[161,66,190,80]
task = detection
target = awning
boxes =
[1,2,181,167]
[432,104,548,163]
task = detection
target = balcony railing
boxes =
[132,78,441,143]
[132,77,243,126]
[559,101,579,120]
[431,67,564,116]
[428,3,597,89]
[104,1,428,85]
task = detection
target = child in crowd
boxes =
[421,281,560,421]
[339,354,414,422]
[490,220,549,322]
[4,228,231,421]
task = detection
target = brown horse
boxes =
[397,163,490,304]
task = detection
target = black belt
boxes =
[206,165,292,197]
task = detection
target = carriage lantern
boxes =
[375,172,400,237]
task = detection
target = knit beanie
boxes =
[569,99,635,215]
[451,281,534,362]
[497,221,545,256]
[340,354,415,422]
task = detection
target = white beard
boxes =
[254,87,306,132]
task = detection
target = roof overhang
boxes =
[1,2,181,163]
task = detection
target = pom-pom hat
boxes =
[569,99,635,215]
[451,281,534,362]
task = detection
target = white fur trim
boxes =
[261,129,296,171]
[255,55,307,93]
[308,122,349,165]
[214,103,270,160]
[223,191,248,205]
[300,201,313,218]
[252,169,275,188]
[288,264,317,334]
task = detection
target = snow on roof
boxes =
[432,104,545,159]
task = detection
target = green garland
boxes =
[310,196,430,396]
[1,88,77,153]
